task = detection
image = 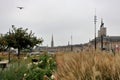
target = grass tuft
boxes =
[56,51,120,80]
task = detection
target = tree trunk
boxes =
[7,47,10,63]
[8,49,10,63]
[17,48,20,59]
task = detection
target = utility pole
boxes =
[94,11,97,50]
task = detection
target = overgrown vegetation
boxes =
[25,53,56,80]
[0,52,56,80]
[1,50,120,80]
[0,62,27,80]
[56,51,120,80]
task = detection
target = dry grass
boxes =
[55,50,120,80]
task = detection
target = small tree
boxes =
[5,26,43,59]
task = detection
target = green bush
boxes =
[0,52,56,80]
[25,52,56,80]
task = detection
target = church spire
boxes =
[51,34,54,47]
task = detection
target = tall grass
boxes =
[55,50,120,80]
[0,62,28,80]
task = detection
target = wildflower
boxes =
[51,75,55,80]
[34,62,38,65]
[39,60,43,64]
[24,73,27,77]
[47,58,52,63]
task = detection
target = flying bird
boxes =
[17,7,24,10]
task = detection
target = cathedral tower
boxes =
[98,19,107,37]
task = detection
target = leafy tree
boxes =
[5,26,43,59]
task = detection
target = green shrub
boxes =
[25,52,56,80]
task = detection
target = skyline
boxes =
[0,0,120,46]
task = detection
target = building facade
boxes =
[91,19,120,52]
[35,19,120,52]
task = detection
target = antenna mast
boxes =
[94,10,97,50]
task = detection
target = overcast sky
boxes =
[0,0,120,46]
